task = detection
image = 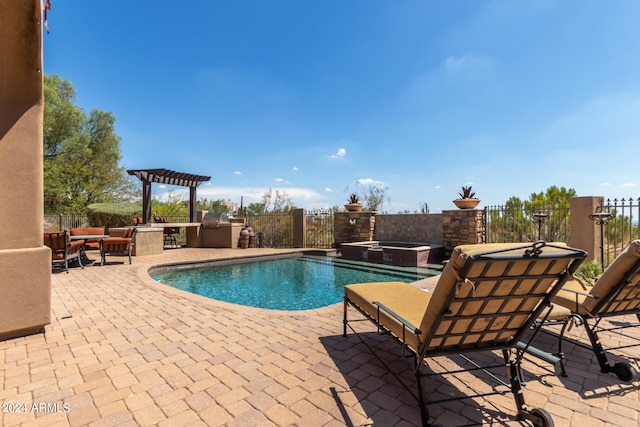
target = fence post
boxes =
[333,212,376,248]
[569,196,603,263]
[442,209,485,256]
[293,208,306,248]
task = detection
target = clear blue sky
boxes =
[43,1,640,212]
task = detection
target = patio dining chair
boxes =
[154,216,179,248]
[343,241,586,427]
[546,239,640,381]
[100,227,136,265]
[44,231,85,273]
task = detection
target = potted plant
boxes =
[344,193,364,212]
[453,185,481,209]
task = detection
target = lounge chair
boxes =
[100,227,136,265]
[44,231,85,273]
[546,239,640,381]
[343,241,586,427]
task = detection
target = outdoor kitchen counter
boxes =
[148,222,202,248]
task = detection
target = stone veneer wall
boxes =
[441,209,485,255]
[334,212,376,247]
[373,214,443,244]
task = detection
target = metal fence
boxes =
[305,209,334,249]
[243,212,294,248]
[484,204,570,244]
[602,197,640,267]
[44,213,88,232]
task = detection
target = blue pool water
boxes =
[153,255,439,310]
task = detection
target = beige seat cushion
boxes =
[551,240,640,317]
[345,282,432,352]
[419,242,576,351]
[346,242,578,354]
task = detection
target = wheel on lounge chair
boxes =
[610,361,637,382]
[529,408,554,427]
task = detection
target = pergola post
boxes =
[142,178,152,224]
[189,187,198,223]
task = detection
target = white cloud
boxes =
[324,187,333,192]
[275,178,291,184]
[191,185,328,209]
[357,178,384,185]
[600,182,611,187]
[330,148,346,159]
[233,171,242,175]
[292,166,299,171]
[622,183,637,188]
[444,54,495,76]
[158,185,167,189]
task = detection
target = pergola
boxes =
[127,168,211,224]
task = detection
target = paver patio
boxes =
[1,248,639,426]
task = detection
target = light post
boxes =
[532,212,548,241]
[589,212,612,270]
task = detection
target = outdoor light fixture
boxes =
[532,212,548,240]
[589,211,613,270]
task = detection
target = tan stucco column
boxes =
[569,196,604,263]
[0,0,52,340]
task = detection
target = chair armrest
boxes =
[559,286,599,313]
[559,286,599,300]
[373,301,422,335]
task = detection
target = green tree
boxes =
[488,186,575,243]
[43,74,137,213]
[198,198,230,213]
[152,191,189,218]
[358,184,389,212]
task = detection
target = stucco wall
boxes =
[0,0,52,340]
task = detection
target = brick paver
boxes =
[1,247,639,426]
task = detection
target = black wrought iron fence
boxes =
[306,209,334,249]
[602,197,640,267]
[243,212,294,248]
[485,204,570,244]
[44,213,88,231]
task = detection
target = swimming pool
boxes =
[153,255,440,310]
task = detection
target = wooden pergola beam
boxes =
[127,168,211,224]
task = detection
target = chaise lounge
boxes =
[343,241,586,427]
[546,239,640,381]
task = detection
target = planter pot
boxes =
[344,203,364,212]
[453,199,481,209]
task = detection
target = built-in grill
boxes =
[201,212,230,228]
[200,212,243,248]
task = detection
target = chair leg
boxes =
[343,298,348,337]
[413,357,429,427]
